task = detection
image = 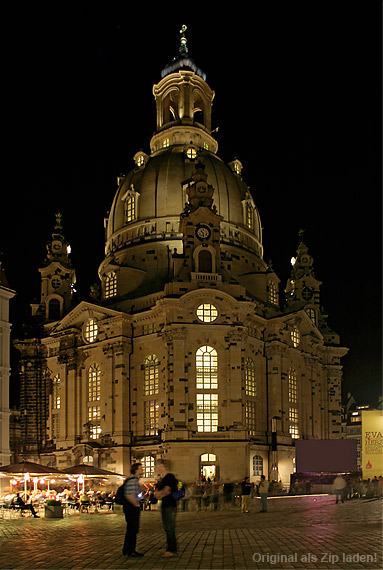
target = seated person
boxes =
[14,494,39,518]
[79,493,90,510]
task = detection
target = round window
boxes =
[196,304,218,323]
[186,146,197,159]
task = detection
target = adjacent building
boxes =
[0,262,16,466]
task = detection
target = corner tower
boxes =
[31,213,76,322]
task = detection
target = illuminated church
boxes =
[14,28,348,484]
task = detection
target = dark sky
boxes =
[2,6,381,406]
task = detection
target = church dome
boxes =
[99,29,264,299]
[106,147,262,243]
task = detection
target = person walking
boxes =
[258,475,269,512]
[154,459,178,558]
[333,474,346,504]
[241,476,252,513]
[122,462,144,558]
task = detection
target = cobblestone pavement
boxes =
[0,495,382,570]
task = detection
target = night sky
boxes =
[2,6,381,406]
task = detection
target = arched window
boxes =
[198,249,212,273]
[125,195,135,222]
[48,298,60,321]
[200,453,216,462]
[246,203,254,230]
[306,307,316,325]
[84,318,98,343]
[88,364,101,402]
[245,358,256,397]
[52,375,61,409]
[144,355,159,395]
[252,455,263,476]
[82,455,94,464]
[196,346,218,389]
[105,272,117,298]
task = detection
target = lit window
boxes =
[141,455,155,478]
[196,304,218,323]
[196,346,218,389]
[87,407,101,440]
[88,364,101,402]
[246,401,256,435]
[201,453,216,462]
[291,326,300,347]
[88,405,100,422]
[289,407,299,439]
[144,355,159,396]
[252,455,263,476]
[196,394,218,432]
[137,155,144,166]
[105,272,117,298]
[245,358,256,397]
[125,195,135,222]
[52,375,61,409]
[288,368,297,404]
[306,308,316,325]
[163,138,170,148]
[203,143,209,150]
[82,456,94,464]
[144,400,159,435]
[269,282,279,305]
[143,323,157,335]
[90,425,102,440]
[186,146,197,159]
[246,203,253,230]
[85,319,98,343]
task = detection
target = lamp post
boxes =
[269,416,281,482]
[24,472,30,499]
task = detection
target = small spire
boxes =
[55,212,63,231]
[298,227,305,241]
[179,25,188,56]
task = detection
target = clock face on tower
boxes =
[195,224,211,240]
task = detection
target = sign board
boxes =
[362,410,383,479]
[295,439,357,473]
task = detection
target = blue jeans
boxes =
[260,493,268,512]
[161,506,177,552]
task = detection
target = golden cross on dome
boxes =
[179,25,188,53]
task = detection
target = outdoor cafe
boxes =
[0,461,125,519]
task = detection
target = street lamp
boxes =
[269,416,281,482]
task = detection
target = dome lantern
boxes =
[151,25,217,155]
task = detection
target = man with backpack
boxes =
[154,459,178,558]
[121,462,144,558]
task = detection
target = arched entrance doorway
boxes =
[200,453,218,481]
